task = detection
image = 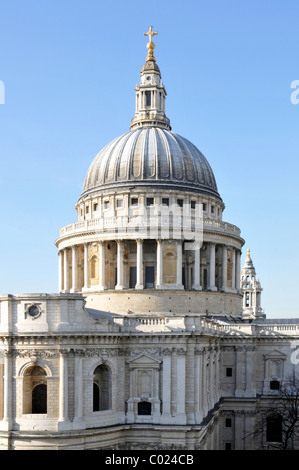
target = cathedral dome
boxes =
[81,127,221,200]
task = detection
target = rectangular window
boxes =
[131,197,138,206]
[162,198,169,206]
[226,367,232,377]
[86,206,89,214]
[104,200,109,210]
[177,199,183,208]
[116,199,123,208]
[225,418,232,427]
[145,91,151,107]
[211,205,214,213]
[93,203,98,212]
[202,203,207,211]
[146,197,154,206]
[191,200,196,209]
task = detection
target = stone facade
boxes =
[0,293,298,450]
[0,29,297,450]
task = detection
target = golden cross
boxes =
[144,26,158,44]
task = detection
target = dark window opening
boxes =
[93,383,100,411]
[270,380,280,390]
[138,401,152,415]
[145,266,155,289]
[93,365,111,411]
[162,198,169,206]
[146,197,154,206]
[267,413,282,443]
[177,199,183,208]
[131,197,138,206]
[145,91,151,107]
[32,384,47,414]
[191,201,196,209]
[129,266,137,288]
[226,367,233,377]
[225,418,232,427]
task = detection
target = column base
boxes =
[192,284,202,291]
[115,285,124,291]
[208,286,217,292]
[135,284,144,290]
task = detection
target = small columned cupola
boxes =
[241,249,264,320]
[130,26,171,131]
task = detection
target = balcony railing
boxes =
[58,216,241,239]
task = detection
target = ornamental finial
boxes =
[247,248,251,258]
[144,26,158,61]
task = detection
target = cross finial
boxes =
[144,26,158,61]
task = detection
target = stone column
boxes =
[208,243,217,291]
[176,348,187,424]
[161,348,172,423]
[156,239,163,289]
[202,348,209,418]
[235,249,241,294]
[135,239,144,289]
[73,350,84,429]
[194,348,203,424]
[221,245,227,292]
[244,345,256,397]
[231,248,236,292]
[83,243,90,289]
[115,240,124,290]
[2,351,12,427]
[192,243,202,290]
[59,350,69,424]
[235,346,245,397]
[63,249,69,292]
[71,246,77,293]
[176,241,184,289]
[98,241,105,290]
[58,250,64,293]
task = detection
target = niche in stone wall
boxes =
[126,353,161,421]
[163,244,177,284]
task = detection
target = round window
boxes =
[28,305,40,318]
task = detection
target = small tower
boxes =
[130,26,171,131]
[240,249,264,320]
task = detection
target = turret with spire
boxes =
[130,26,171,131]
[240,249,264,320]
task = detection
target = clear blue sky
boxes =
[0,0,298,318]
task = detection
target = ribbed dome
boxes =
[81,127,221,200]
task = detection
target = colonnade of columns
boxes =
[58,240,241,294]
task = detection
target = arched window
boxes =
[93,364,111,411]
[266,413,282,443]
[23,366,47,414]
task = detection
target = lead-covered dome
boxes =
[79,31,222,203]
[81,127,221,200]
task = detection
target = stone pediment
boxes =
[264,350,287,360]
[127,353,161,368]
